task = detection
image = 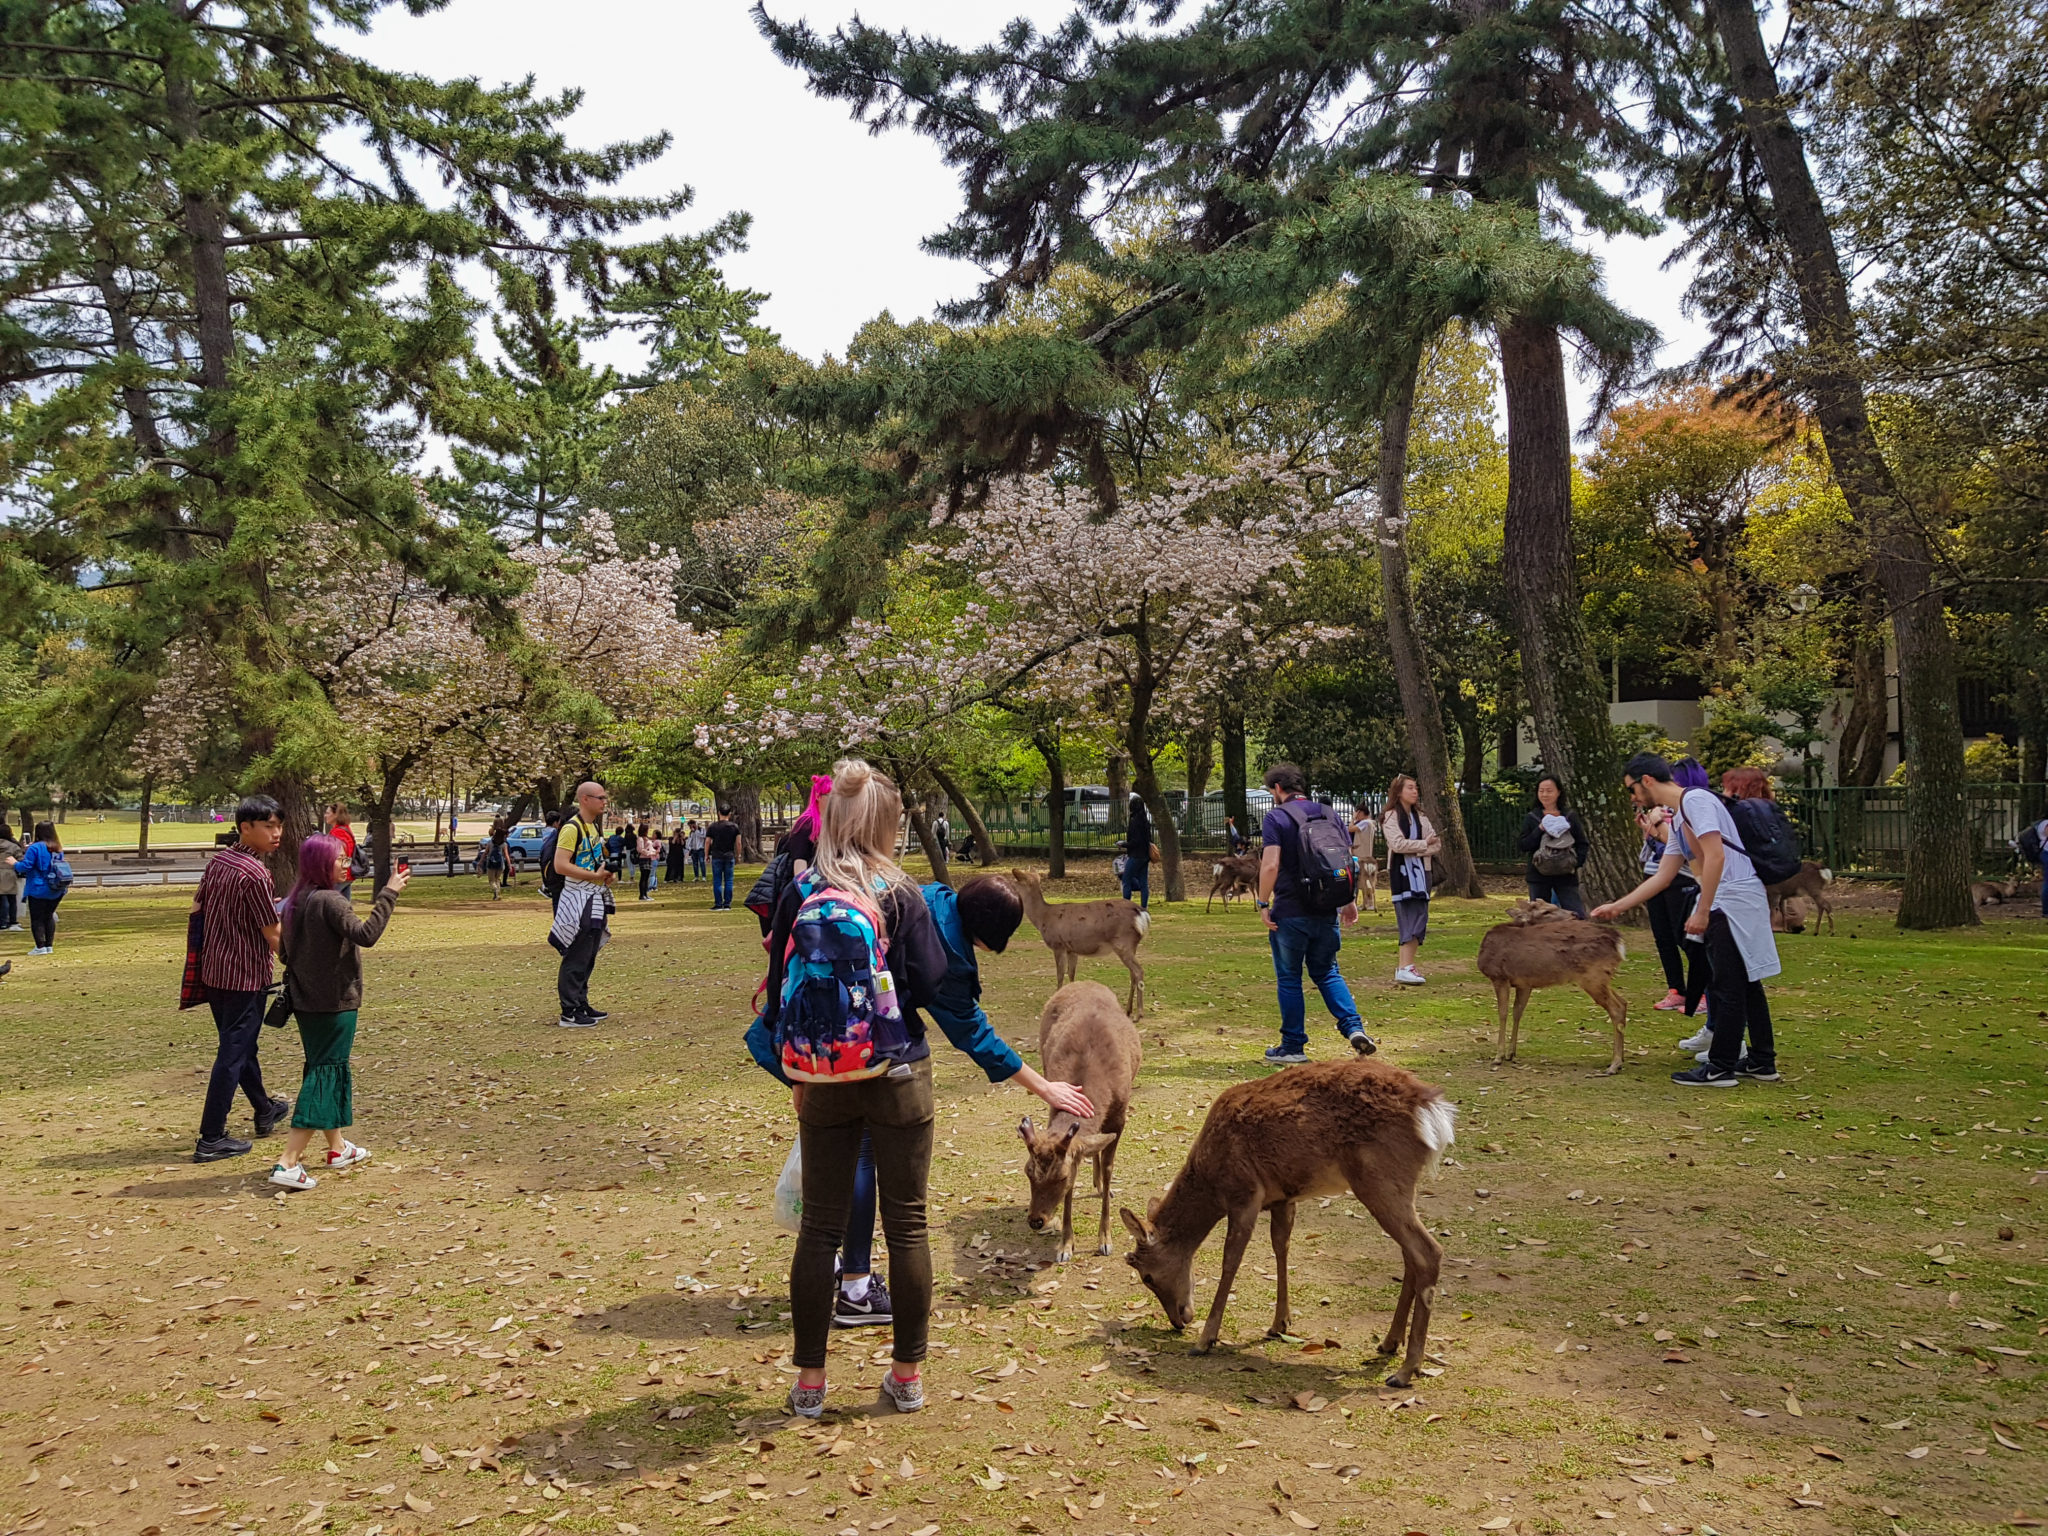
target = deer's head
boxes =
[1019,1117,1113,1232]
[1120,1199,1194,1330]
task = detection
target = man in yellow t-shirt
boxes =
[552,781,616,1027]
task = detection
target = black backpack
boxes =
[1724,796,1802,887]
[537,825,565,898]
[2018,819,2046,864]
[1282,799,1359,912]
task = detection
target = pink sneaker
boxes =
[1652,989,1686,1011]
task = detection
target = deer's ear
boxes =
[1017,1116,1034,1144]
[1146,1195,1162,1222]
[1119,1207,1151,1244]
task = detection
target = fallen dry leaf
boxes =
[1287,1513,1319,1531]
[402,1492,433,1513]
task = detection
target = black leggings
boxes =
[1646,878,1710,1013]
[793,1061,934,1370]
[0,892,15,928]
[27,896,59,949]
[1702,908,1773,1070]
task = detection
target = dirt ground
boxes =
[0,872,2042,1536]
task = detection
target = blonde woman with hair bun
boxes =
[747,758,1096,1419]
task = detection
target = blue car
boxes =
[495,821,552,869]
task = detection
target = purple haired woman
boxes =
[269,834,409,1191]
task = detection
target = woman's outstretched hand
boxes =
[1038,1080,1096,1120]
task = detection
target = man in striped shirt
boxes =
[191,796,292,1163]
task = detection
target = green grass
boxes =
[0,872,2042,1536]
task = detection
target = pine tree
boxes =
[754,0,1666,896]
[0,0,754,863]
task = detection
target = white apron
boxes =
[1675,806,1781,983]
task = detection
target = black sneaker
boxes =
[194,1135,253,1163]
[579,1007,609,1023]
[1733,1058,1781,1082]
[1671,1063,1740,1088]
[1346,1031,1378,1057]
[254,1096,291,1137]
[833,1274,893,1328]
[1264,1045,1308,1065]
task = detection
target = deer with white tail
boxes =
[1120,1058,1455,1386]
[1008,868,1149,1019]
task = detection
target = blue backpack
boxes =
[39,844,74,896]
[774,874,909,1083]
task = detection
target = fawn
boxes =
[1476,900,1629,1074]
[1019,981,1142,1263]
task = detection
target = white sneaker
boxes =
[1394,966,1426,987]
[31,946,52,956]
[326,1140,371,1170]
[1677,1025,1712,1054]
[269,1163,317,1191]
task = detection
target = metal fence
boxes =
[977,783,2048,879]
[1777,784,2046,879]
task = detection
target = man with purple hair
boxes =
[190,796,291,1162]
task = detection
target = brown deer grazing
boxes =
[1768,860,1835,934]
[1475,900,1629,1074]
[1120,1058,1454,1386]
[1205,853,1261,912]
[1008,868,1150,1019]
[1019,981,1142,1263]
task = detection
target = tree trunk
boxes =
[722,783,764,861]
[1221,704,1248,840]
[1496,316,1636,904]
[1121,636,1184,901]
[535,775,563,818]
[1182,729,1214,840]
[1454,697,1486,798]
[930,761,998,867]
[1106,755,1128,833]
[1705,0,1974,929]
[1839,580,1890,786]
[904,791,950,887]
[371,769,403,891]
[1034,728,1068,879]
[137,774,153,857]
[1377,356,1484,898]
[254,769,316,889]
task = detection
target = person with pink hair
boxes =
[756,773,835,937]
[269,833,410,1190]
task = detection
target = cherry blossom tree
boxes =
[706,458,1352,898]
[138,512,714,883]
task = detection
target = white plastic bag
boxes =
[772,1142,804,1233]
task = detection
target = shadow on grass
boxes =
[113,1167,278,1199]
[505,1387,758,1488]
[41,1141,189,1173]
[577,1288,785,1341]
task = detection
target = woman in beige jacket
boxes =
[1381,776,1441,985]
[0,823,20,932]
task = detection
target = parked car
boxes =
[495,821,552,868]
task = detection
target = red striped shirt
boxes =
[197,846,278,991]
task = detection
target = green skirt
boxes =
[291,1010,357,1130]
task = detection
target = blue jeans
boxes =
[1121,858,1150,909]
[1269,913,1365,1052]
[690,850,706,880]
[841,1130,877,1275]
[2039,852,2048,917]
[710,855,735,907]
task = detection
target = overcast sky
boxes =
[360,0,1705,440]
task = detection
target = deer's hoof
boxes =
[1374,1337,1399,1357]
[1055,1246,1072,1265]
[1384,1369,1413,1388]
[1097,1241,1113,1256]
[1595,1063,1623,1077]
